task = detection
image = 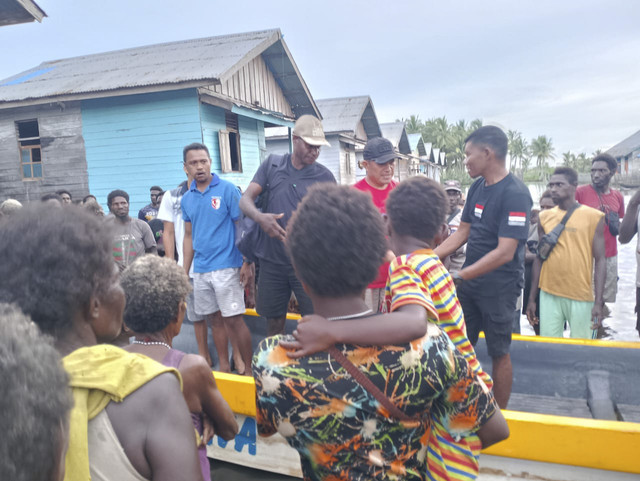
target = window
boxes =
[345,151,352,175]
[16,120,43,179]
[219,112,242,173]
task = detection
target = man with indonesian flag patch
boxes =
[435,126,532,409]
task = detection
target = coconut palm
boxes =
[423,116,451,151]
[562,151,576,169]
[404,115,423,134]
[530,135,555,169]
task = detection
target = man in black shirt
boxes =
[240,115,336,335]
[435,126,532,409]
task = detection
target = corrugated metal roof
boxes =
[0,29,315,113]
[607,129,640,158]
[315,96,381,139]
[380,122,411,154]
[0,0,46,26]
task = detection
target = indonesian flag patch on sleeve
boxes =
[508,211,527,226]
[474,204,484,218]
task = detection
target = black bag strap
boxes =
[327,346,417,422]
[548,203,580,237]
[560,202,580,227]
[256,154,285,211]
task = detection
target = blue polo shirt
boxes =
[181,174,243,273]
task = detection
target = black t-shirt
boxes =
[461,173,532,294]
[252,153,336,265]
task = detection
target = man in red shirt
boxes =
[354,137,399,311]
[575,153,625,306]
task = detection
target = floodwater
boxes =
[519,186,640,342]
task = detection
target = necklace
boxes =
[326,309,373,321]
[132,339,171,349]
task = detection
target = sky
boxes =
[1,0,639,157]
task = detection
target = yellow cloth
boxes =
[539,205,604,302]
[62,344,182,481]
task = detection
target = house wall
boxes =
[338,141,357,185]
[199,102,264,189]
[265,137,290,157]
[0,101,88,203]
[81,89,203,213]
[200,54,293,117]
[315,134,343,183]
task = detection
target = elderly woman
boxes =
[121,255,238,481]
[0,206,203,481]
[0,303,72,481]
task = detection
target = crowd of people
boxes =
[1,116,638,481]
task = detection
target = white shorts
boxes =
[193,267,245,318]
[186,279,204,323]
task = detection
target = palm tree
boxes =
[423,116,451,151]
[530,135,555,169]
[507,130,522,170]
[576,153,589,172]
[562,151,576,169]
[404,114,423,134]
[469,119,483,132]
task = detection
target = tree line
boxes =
[399,115,599,182]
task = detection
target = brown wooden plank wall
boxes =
[202,55,293,117]
[0,101,89,204]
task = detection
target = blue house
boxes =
[0,29,319,213]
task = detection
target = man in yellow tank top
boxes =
[526,167,606,338]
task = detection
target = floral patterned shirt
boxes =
[253,321,497,481]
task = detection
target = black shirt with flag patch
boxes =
[461,173,532,294]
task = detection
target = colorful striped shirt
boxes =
[385,248,493,480]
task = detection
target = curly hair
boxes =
[120,256,191,333]
[592,153,617,173]
[107,189,129,207]
[0,206,114,337]
[286,184,387,297]
[386,177,448,242]
[0,303,72,481]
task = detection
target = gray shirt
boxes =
[104,216,156,269]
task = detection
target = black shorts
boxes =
[458,285,519,358]
[256,258,313,319]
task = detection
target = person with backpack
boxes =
[239,115,335,336]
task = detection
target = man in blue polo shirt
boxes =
[182,142,253,374]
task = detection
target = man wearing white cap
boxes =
[240,115,336,335]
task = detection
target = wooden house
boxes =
[379,122,412,182]
[0,29,318,213]
[608,128,640,181]
[265,95,381,185]
[0,0,46,27]
[408,133,440,180]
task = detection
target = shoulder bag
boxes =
[537,203,580,261]
[235,154,283,262]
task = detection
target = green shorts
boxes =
[539,290,596,339]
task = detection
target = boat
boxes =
[187,310,640,480]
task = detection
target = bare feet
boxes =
[231,353,246,375]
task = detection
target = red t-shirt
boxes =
[353,178,397,288]
[575,184,625,258]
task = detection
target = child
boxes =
[282,177,495,479]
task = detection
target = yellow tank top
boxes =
[539,205,603,301]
